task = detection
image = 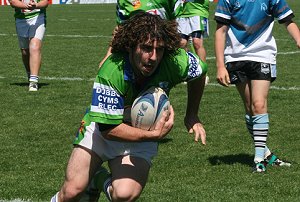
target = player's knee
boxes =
[180,40,187,49]
[252,101,266,114]
[29,40,42,52]
[112,186,141,202]
[60,184,84,201]
[193,42,202,50]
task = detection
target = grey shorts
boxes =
[16,13,46,48]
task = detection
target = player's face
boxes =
[129,39,165,77]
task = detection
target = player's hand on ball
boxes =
[152,105,174,139]
[184,115,206,145]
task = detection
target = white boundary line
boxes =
[0,200,30,202]
[0,33,299,91]
[206,82,300,91]
[0,75,299,91]
[1,32,299,59]
[2,32,300,44]
[206,50,300,60]
[0,33,112,38]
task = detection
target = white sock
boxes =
[50,192,59,202]
[29,75,39,83]
[103,178,112,201]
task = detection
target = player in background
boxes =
[175,0,210,100]
[51,12,207,202]
[9,0,48,91]
[175,0,209,63]
[98,0,176,68]
[215,0,300,173]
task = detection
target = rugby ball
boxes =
[131,87,170,130]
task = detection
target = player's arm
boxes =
[32,0,49,9]
[185,77,206,144]
[9,0,48,9]
[215,23,230,87]
[284,21,300,49]
[9,0,29,9]
[100,106,174,141]
[276,11,300,49]
[99,26,118,68]
[182,52,208,145]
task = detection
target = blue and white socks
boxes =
[245,114,271,163]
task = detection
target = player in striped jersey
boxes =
[215,0,300,173]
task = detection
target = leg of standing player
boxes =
[20,47,30,79]
[191,34,208,87]
[27,37,43,89]
[236,79,271,169]
[192,36,206,62]
[190,16,209,85]
[27,15,46,91]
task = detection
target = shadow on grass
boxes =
[10,82,50,89]
[208,153,253,166]
[158,138,172,144]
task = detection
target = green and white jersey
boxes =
[175,0,209,18]
[88,48,207,125]
[14,0,46,19]
[116,0,175,24]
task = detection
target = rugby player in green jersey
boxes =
[9,0,48,91]
[51,12,207,202]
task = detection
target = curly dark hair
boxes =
[111,11,181,55]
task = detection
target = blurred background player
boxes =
[215,0,300,172]
[175,0,210,90]
[51,12,207,202]
[9,0,48,91]
[175,0,209,63]
[98,0,176,68]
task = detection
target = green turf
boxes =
[0,1,300,201]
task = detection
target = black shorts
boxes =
[181,31,204,40]
[226,61,276,84]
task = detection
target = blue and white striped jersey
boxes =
[215,0,294,64]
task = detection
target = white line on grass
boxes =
[2,33,300,43]
[206,50,300,60]
[206,82,300,91]
[1,75,299,91]
[0,199,30,202]
[46,34,112,38]
[0,33,111,38]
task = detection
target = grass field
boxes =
[0,1,300,201]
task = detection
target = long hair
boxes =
[111,11,181,55]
